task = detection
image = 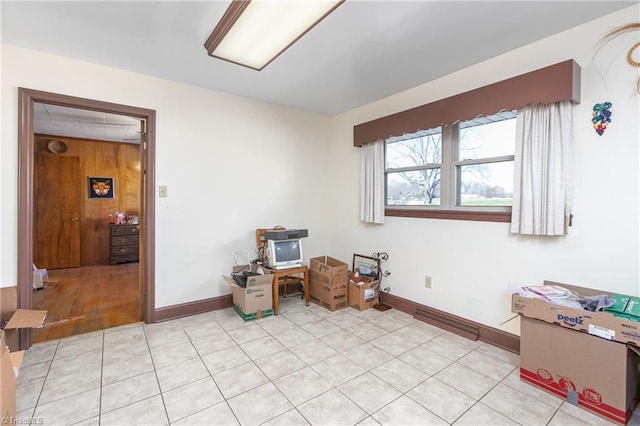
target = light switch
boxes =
[159,185,168,198]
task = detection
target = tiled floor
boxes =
[15,296,638,426]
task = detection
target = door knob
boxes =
[71,217,79,222]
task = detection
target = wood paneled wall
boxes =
[35,135,141,266]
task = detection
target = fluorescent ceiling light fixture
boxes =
[204,0,344,71]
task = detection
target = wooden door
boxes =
[33,155,81,269]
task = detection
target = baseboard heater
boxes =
[414,307,480,341]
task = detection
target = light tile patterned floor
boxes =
[15,296,639,426]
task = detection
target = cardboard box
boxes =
[222,265,274,321]
[308,256,349,312]
[612,312,640,323]
[0,343,17,425]
[309,256,349,278]
[511,280,640,346]
[520,316,640,425]
[0,287,18,352]
[348,279,379,311]
[309,269,348,311]
[1,309,47,424]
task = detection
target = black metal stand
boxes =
[371,252,391,311]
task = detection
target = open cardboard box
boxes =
[1,309,47,424]
[348,277,379,311]
[222,265,274,320]
[512,281,640,424]
[308,256,349,311]
[511,280,640,346]
[309,256,349,277]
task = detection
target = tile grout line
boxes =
[24,339,60,424]
[319,314,492,425]
[226,321,304,424]
[28,339,60,424]
[142,323,172,425]
[270,309,424,424]
[262,311,364,425]
[181,319,243,426]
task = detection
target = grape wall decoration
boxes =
[592,102,612,136]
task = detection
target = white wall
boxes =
[0,45,333,308]
[329,5,640,333]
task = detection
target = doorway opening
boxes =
[32,127,141,342]
[17,88,157,349]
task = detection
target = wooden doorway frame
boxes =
[17,88,156,349]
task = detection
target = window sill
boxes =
[385,208,511,223]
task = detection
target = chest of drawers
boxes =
[109,224,139,265]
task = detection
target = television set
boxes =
[265,238,303,270]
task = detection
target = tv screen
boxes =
[265,238,303,269]
[274,239,301,262]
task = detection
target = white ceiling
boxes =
[34,103,143,143]
[2,1,637,141]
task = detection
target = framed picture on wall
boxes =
[88,176,114,199]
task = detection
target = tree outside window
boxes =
[385,110,516,210]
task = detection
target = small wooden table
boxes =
[266,265,310,315]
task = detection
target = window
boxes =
[385,110,516,217]
[386,127,443,206]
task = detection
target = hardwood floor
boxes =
[32,263,141,344]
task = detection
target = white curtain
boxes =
[511,100,574,236]
[360,139,385,224]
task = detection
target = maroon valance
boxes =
[354,59,580,147]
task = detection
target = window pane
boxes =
[459,114,516,160]
[385,130,442,169]
[458,161,513,206]
[386,169,441,205]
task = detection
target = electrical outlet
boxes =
[424,276,432,288]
